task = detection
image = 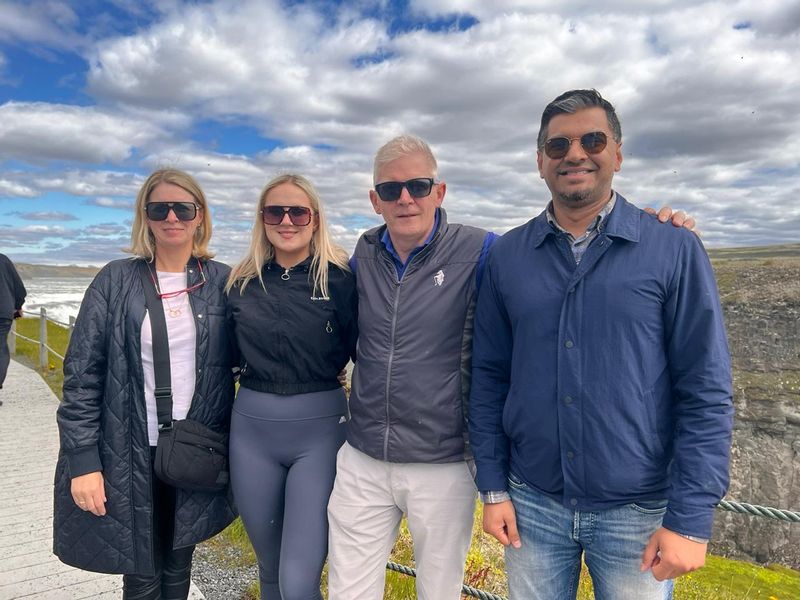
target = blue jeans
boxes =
[506,472,673,600]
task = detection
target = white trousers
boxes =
[327,442,477,600]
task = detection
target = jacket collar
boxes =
[265,255,312,273]
[141,256,207,286]
[365,207,449,249]
[530,192,640,247]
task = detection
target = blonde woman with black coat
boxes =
[226,174,357,600]
[54,169,237,600]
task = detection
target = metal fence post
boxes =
[39,307,48,369]
[9,318,16,354]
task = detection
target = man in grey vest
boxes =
[326,134,495,599]
[326,133,693,600]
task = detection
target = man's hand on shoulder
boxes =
[640,527,707,581]
[644,206,699,235]
[482,500,521,548]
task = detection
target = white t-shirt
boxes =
[141,270,197,446]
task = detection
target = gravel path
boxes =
[191,540,259,600]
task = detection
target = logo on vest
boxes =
[433,269,445,286]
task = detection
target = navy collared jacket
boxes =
[469,194,733,539]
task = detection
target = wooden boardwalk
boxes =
[0,360,205,600]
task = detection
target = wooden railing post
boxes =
[39,307,48,369]
[68,316,75,347]
[9,319,16,354]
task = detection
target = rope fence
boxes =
[10,307,73,367]
[21,307,73,328]
[384,500,800,600]
[387,561,508,600]
[717,499,800,523]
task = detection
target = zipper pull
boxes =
[281,268,290,281]
[326,320,333,333]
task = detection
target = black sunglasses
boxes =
[145,201,199,222]
[544,131,608,159]
[374,178,435,202]
[261,205,314,226]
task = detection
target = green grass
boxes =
[11,316,69,399]
[205,504,800,599]
[573,555,800,600]
[707,243,800,261]
[672,556,800,600]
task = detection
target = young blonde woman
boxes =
[54,169,237,599]
[226,174,357,600]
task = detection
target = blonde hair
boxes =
[226,174,349,297]
[125,168,214,260]
[373,134,438,184]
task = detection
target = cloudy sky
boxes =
[1,0,798,266]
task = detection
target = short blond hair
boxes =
[226,174,349,297]
[125,168,214,260]
[373,134,438,184]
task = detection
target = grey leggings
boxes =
[230,387,346,600]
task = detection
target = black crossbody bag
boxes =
[139,261,229,492]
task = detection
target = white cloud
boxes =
[1,0,799,264]
[9,210,78,221]
[39,169,142,196]
[0,177,38,197]
[0,1,80,48]
[86,197,135,209]
[0,102,168,164]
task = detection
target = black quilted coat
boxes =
[53,257,237,575]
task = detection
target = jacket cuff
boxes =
[662,502,716,539]
[66,445,103,478]
[475,465,508,492]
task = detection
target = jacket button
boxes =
[565,340,574,348]
[570,498,578,506]
[567,451,575,459]
[197,314,203,319]
[564,395,573,405]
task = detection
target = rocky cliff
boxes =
[709,250,800,568]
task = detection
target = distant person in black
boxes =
[0,253,27,402]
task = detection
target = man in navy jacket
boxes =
[469,89,733,599]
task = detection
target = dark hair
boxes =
[537,89,622,150]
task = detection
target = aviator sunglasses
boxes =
[261,205,314,226]
[145,201,199,222]
[543,131,608,159]
[374,177,435,202]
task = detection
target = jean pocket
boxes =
[630,499,668,514]
[507,471,527,490]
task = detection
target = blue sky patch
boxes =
[191,120,283,155]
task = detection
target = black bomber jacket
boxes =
[227,258,358,394]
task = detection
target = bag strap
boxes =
[138,260,173,430]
